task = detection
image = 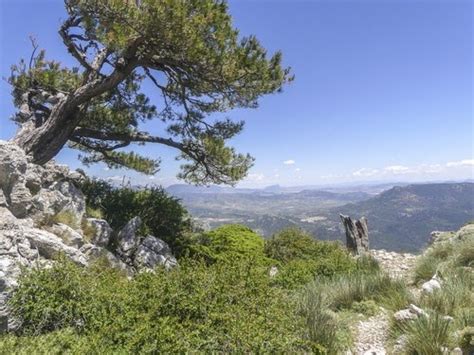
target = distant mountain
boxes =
[173,182,474,253]
[309,183,474,252]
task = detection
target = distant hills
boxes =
[167,182,474,253]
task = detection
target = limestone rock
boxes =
[85,218,112,247]
[422,275,442,293]
[116,216,142,261]
[134,235,177,270]
[394,309,418,322]
[47,223,84,248]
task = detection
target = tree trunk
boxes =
[12,61,136,164]
[13,99,81,164]
[339,214,369,255]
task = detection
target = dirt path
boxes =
[352,250,417,355]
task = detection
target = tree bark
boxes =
[339,214,369,255]
[13,60,137,164]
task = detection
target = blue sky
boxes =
[1,0,472,187]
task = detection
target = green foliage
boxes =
[7,257,323,353]
[265,228,357,288]
[10,0,292,184]
[309,271,412,312]
[419,269,474,316]
[183,224,267,264]
[351,300,380,316]
[38,210,79,230]
[298,286,343,353]
[413,254,439,284]
[400,314,453,354]
[80,178,191,250]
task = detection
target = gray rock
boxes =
[134,235,177,270]
[47,223,84,248]
[116,216,142,260]
[394,309,418,322]
[80,244,131,274]
[0,190,7,207]
[422,276,442,293]
[85,218,112,247]
[8,183,33,218]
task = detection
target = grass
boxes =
[38,210,80,230]
[81,218,97,243]
[400,313,453,354]
[391,226,474,353]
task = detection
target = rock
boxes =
[269,266,279,277]
[84,218,112,247]
[409,304,429,317]
[394,309,418,322]
[8,183,33,218]
[0,189,8,207]
[80,244,131,274]
[393,335,408,352]
[340,214,369,255]
[47,223,84,248]
[134,235,177,270]
[451,347,462,355]
[394,304,428,322]
[422,275,442,293]
[116,216,142,261]
[23,228,87,266]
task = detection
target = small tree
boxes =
[9,0,292,185]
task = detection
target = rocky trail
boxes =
[352,250,418,355]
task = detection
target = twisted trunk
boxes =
[13,61,136,164]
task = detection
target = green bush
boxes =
[80,179,191,251]
[7,257,324,353]
[309,271,412,312]
[400,314,453,354]
[183,224,268,264]
[265,228,357,288]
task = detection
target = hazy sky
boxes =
[1,0,472,187]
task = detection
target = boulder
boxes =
[84,218,112,247]
[80,244,131,274]
[134,235,177,270]
[116,216,142,261]
[422,275,442,293]
[47,223,84,248]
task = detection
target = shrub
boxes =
[265,228,357,288]
[7,257,324,353]
[310,271,412,311]
[37,210,80,230]
[183,224,267,264]
[413,253,440,284]
[420,269,473,316]
[80,179,191,251]
[298,286,342,353]
[400,314,453,354]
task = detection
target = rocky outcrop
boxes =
[116,216,177,271]
[0,140,177,332]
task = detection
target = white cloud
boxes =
[283,159,295,165]
[384,165,410,174]
[446,159,474,167]
[295,167,301,172]
[352,168,379,177]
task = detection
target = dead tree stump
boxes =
[339,214,369,255]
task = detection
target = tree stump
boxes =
[339,214,369,255]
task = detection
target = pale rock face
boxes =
[421,276,441,294]
[393,309,418,322]
[116,216,142,261]
[85,218,113,247]
[116,216,177,270]
[134,235,177,270]
[47,223,84,248]
[0,140,177,333]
